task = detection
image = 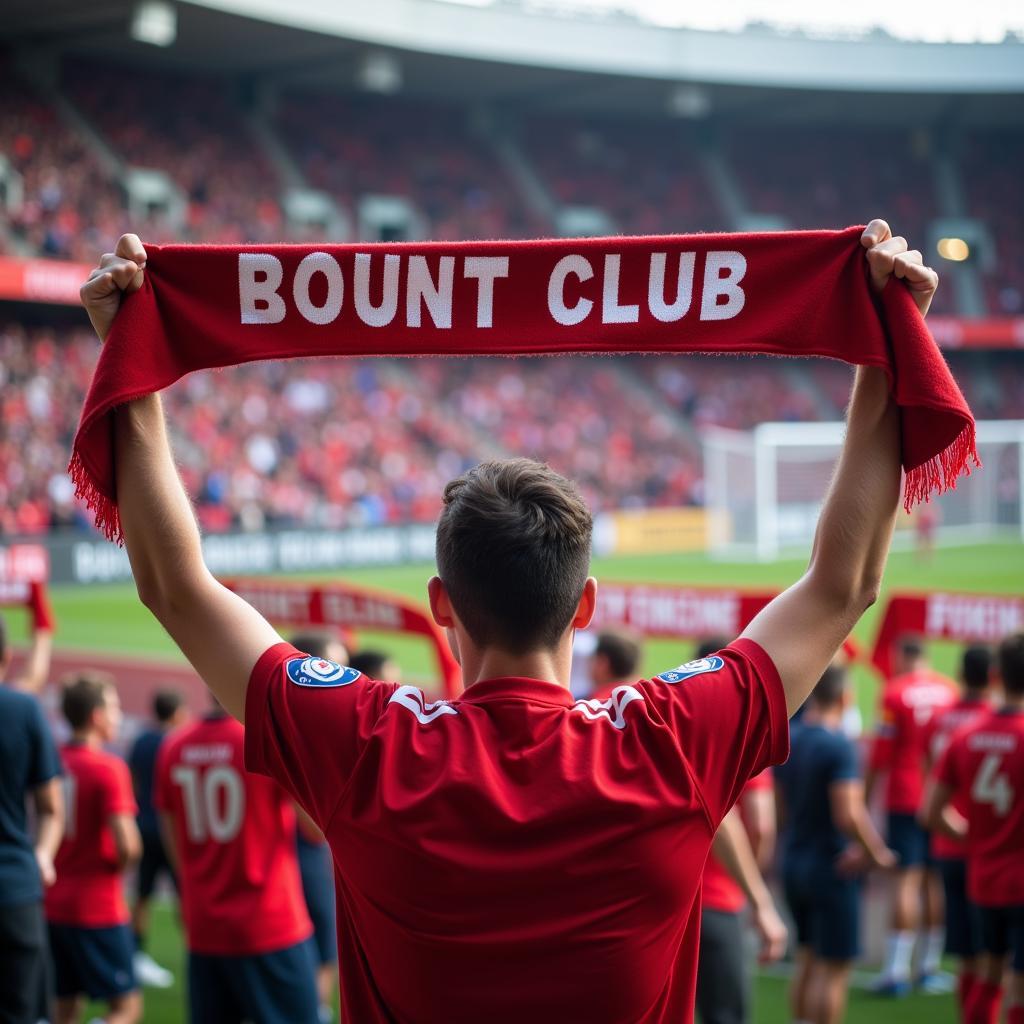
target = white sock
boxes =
[922,927,945,975]
[883,931,915,981]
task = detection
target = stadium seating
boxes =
[0,320,1018,537]
[275,91,547,240]
[0,67,124,262]
[962,130,1024,315]
[64,60,289,246]
[520,114,725,235]
[1,58,1021,322]
[2,58,1022,537]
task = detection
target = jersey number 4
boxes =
[171,765,245,842]
[971,754,1015,817]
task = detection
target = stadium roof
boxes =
[3,0,1023,124]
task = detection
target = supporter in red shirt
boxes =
[83,219,931,1022]
[154,699,317,1024]
[866,636,959,994]
[699,766,785,1024]
[925,634,1024,1024]
[46,673,141,1024]
[920,644,994,1017]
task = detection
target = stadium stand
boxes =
[64,60,290,246]
[275,90,546,240]
[0,319,1020,537]
[520,114,724,235]
[0,66,123,262]
[961,130,1024,315]
[0,47,1020,539]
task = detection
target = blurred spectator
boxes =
[1,321,1019,538]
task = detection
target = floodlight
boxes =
[130,1,177,47]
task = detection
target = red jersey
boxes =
[923,697,991,860]
[154,712,311,956]
[245,640,789,1024]
[701,769,773,914]
[869,669,957,813]
[935,708,1024,907]
[45,744,136,927]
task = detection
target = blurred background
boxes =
[0,3,1021,1018]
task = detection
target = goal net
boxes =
[703,420,1024,561]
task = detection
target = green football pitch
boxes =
[19,539,1024,722]
[17,539,1022,1022]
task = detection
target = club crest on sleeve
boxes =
[286,657,361,688]
[656,655,725,684]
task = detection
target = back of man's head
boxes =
[349,650,393,680]
[291,630,347,665]
[999,633,1024,699]
[810,663,847,709]
[961,644,992,693]
[153,688,185,724]
[694,637,729,661]
[435,459,593,652]
[62,672,114,731]
[896,635,925,673]
[594,630,642,685]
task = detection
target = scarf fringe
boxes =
[902,420,980,513]
[69,449,123,545]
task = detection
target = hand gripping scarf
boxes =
[70,226,978,542]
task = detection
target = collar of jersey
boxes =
[458,676,576,707]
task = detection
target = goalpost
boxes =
[703,420,1024,561]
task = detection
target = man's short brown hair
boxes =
[436,459,593,652]
[62,672,115,730]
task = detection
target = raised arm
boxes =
[741,219,938,715]
[12,583,54,695]
[81,235,282,721]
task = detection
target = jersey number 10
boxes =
[971,754,1014,817]
[171,765,245,842]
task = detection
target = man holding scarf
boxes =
[76,220,939,1023]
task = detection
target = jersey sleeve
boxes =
[244,642,399,828]
[640,638,790,826]
[104,758,138,818]
[27,696,61,788]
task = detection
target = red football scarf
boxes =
[71,226,978,542]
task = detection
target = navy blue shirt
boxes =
[0,687,62,906]
[128,727,165,838]
[777,719,860,867]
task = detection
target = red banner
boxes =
[871,591,1024,678]
[0,544,49,586]
[591,582,773,639]
[927,316,1024,350]
[225,578,461,696]
[0,257,93,305]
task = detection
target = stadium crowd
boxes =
[2,320,1021,538]
[1,61,1022,314]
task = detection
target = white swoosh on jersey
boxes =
[572,686,646,730]
[388,685,459,725]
